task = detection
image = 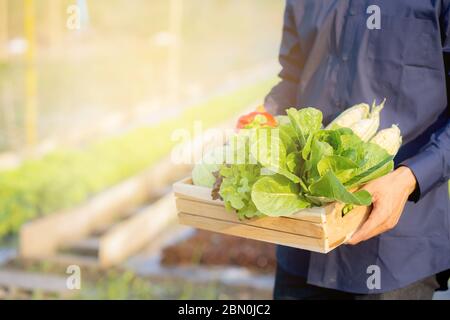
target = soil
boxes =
[161,230,276,273]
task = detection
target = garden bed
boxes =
[161,230,276,274]
[0,78,276,239]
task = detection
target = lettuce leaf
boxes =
[309,170,372,206]
[192,146,226,188]
[219,164,262,219]
[209,106,398,218]
[286,107,322,148]
[249,128,301,183]
[251,175,310,216]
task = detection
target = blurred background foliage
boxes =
[0,0,283,151]
[0,0,285,300]
[0,0,283,238]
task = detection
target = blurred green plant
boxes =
[76,270,154,300]
[0,0,283,151]
[0,78,276,239]
[75,270,226,300]
[16,258,268,299]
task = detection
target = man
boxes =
[265,0,450,299]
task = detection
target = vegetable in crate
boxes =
[370,124,402,155]
[192,101,402,219]
[192,146,226,188]
[326,99,386,141]
[236,105,277,129]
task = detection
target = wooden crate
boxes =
[173,178,371,253]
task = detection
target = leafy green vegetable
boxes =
[278,123,298,154]
[208,104,400,219]
[303,138,333,183]
[251,175,310,216]
[317,155,358,184]
[344,155,394,188]
[192,163,218,188]
[286,152,302,175]
[342,204,355,216]
[249,128,300,183]
[309,170,372,206]
[286,107,322,148]
[192,147,225,188]
[219,164,262,219]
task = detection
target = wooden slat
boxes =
[290,206,326,223]
[174,192,223,206]
[63,237,100,257]
[176,198,324,238]
[18,113,244,260]
[178,212,326,253]
[173,178,223,205]
[99,193,177,268]
[0,269,71,296]
[20,158,190,259]
[325,205,371,250]
[173,178,371,253]
[36,253,100,270]
[173,178,327,223]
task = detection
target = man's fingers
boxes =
[346,205,385,245]
[346,216,378,245]
[345,170,411,246]
[346,184,377,245]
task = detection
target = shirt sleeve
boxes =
[401,121,450,201]
[264,0,303,115]
[401,1,450,201]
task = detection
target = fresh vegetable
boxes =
[218,164,261,219]
[327,99,386,142]
[236,106,277,129]
[192,163,218,188]
[370,124,402,156]
[251,175,310,216]
[193,101,402,219]
[192,146,226,188]
[326,103,369,130]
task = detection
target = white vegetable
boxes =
[349,99,386,141]
[370,124,402,156]
[326,99,387,141]
[325,103,370,130]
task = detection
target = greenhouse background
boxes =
[0,0,285,299]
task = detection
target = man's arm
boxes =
[348,117,449,246]
[264,0,303,115]
[401,121,450,201]
[348,2,450,245]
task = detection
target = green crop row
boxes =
[0,78,276,239]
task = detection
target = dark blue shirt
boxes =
[265,0,450,293]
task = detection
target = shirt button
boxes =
[342,55,349,61]
[349,9,356,16]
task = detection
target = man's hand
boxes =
[347,166,417,245]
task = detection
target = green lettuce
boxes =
[192,146,226,188]
[252,175,310,216]
[219,164,261,219]
[209,106,396,218]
